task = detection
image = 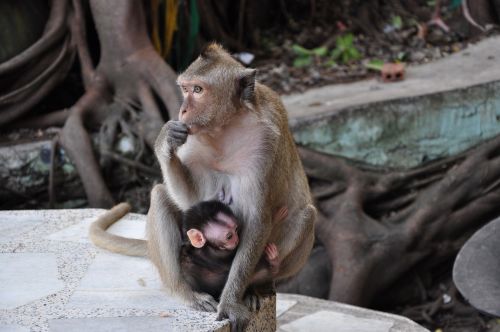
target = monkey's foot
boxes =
[242,282,274,312]
[216,301,251,332]
[189,292,218,312]
[243,292,261,312]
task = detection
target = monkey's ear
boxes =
[200,42,223,59]
[239,68,256,103]
[187,229,206,248]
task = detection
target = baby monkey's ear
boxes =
[187,228,206,248]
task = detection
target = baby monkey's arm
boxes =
[250,243,281,284]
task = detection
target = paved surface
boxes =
[0,209,428,331]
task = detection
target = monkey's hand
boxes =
[156,121,188,157]
[166,120,189,150]
[217,300,251,332]
[189,292,218,312]
[264,243,280,275]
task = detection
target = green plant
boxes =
[292,44,328,68]
[391,15,403,30]
[364,59,384,71]
[330,33,361,65]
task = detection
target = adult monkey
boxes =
[92,43,316,330]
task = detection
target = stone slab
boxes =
[0,215,43,242]
[0,324,30,332]
[46,213,145,244]
[0,253,64,310]
[67,252,180,310]
[280,310,394,332]
[276,299,297,318]
[49,316,228,332]
[277,294,429,332]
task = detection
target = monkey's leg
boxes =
[244,219,315,312]
[147,184,218,312]
[217,206,274,331]
[275,204,316,280]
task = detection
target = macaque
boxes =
[180,200,281,300]
[90,43,316,331]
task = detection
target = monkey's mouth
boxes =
[186,124,203,135]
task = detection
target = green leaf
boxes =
[331,33,361,64]
[343,33,354,46]
[392,15,403,29]
[312,46,328,57]
[325,59,337,67]
[330,48,343,60]
[293,56,312,68]
[336,36,345,49]
[292,44,312,56]
[364,59,384,71]
[349,48,361,60]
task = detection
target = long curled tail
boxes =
[89,202,148,257]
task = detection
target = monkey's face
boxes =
[176,44,256,135]
[177,79,214,133]
[204,212,239,250]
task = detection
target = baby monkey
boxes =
[180,200,284,300]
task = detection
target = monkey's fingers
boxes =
[265,244,278,260]
[166,120,188,132]
[191,292,218,312]
[216,301,250,331]
[273,206,289,223]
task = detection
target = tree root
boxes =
[0,0,74,126]
[1,0,181,207]
[295,134,500,306]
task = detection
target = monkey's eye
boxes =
[181,86,188,93]
[193,85,203,93]
[226,232,233,240]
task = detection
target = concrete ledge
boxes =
[277,294,429,332]
[283,36,500,168]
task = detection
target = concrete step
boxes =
[0,209,427,331]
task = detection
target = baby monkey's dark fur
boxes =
[180,201,277,300]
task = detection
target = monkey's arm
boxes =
[147,184,218,312]
[155,121,198,207]
[250,243,280,284]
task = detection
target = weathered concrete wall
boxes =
[290,81,500,168]
[284,36,500,168]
